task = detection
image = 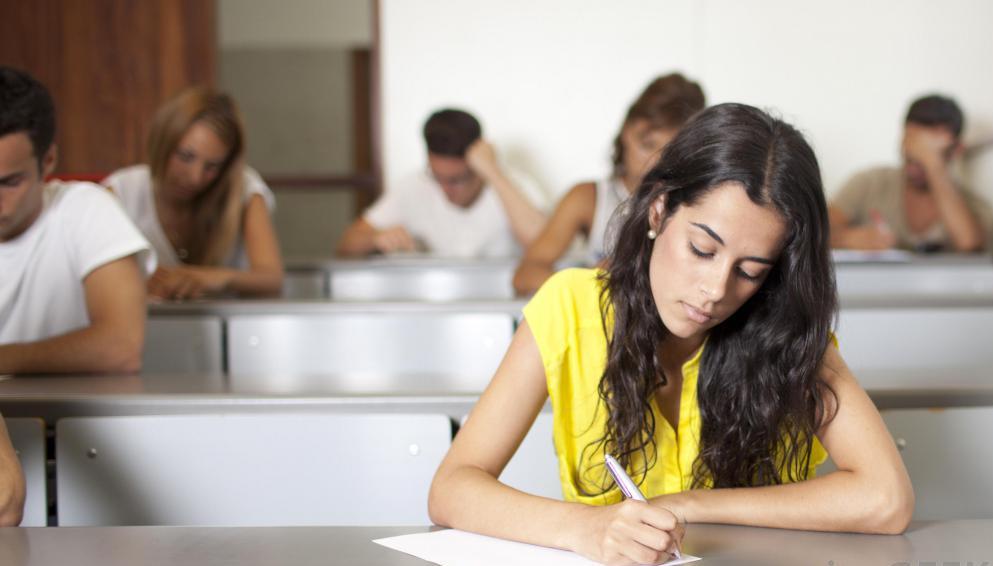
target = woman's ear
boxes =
[648,194,667,232]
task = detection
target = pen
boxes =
[605,454,682,560]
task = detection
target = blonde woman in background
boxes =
[104,87,283,299]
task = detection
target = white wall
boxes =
[380,0,993,201]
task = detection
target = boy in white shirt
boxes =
[336,109,546,258]
[0,66,153,374]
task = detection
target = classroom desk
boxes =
[3,372,991,524]
[0,521,990,566]
[284,253,993,302]
[147,299,526,376]
[835,253,993,300]
[0,373,482,421]
[282,256,519,301]
[2,368,992,421]
[0,368,993,422]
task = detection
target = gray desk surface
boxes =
[832,252,992,266]
[1,368,992,421]
[0,521,990,566]
[287,252,991,269]
[157,253,993,311]
[146,294,993,316]
[285,255,519,270]
[148,298,528,316]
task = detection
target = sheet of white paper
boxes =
[374,529,700,566]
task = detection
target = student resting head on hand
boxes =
[429,103,914,566]
[336,108,548,258]
[104,86,284,300]
[829,94,992,253]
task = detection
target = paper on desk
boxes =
[374,528,700,566]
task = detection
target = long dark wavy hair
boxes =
[588,103,837,492]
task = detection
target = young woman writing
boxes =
[430,103,913,565]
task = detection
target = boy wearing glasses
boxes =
[337,109,546,258]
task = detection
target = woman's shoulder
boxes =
[544,267,602,291]
[527,268,604,317]
[241,165,276,210]
[102,164,151,191]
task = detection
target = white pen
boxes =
[605,454,682,560]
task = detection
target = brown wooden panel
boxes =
[0,0,215,174]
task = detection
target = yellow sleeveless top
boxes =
[522,268,828,504]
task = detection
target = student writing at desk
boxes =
[514,73,705,296]
[829,94,992,252]
[104,87,284,300]
[430,104,914,566]
[0,67,152,374]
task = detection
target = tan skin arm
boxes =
[652,344,914,534]
[513,183,596,296]
[827,205,896,250]
[906,127,986,251]
[926,165,985,251]
[465,140,547,247]
[335,217,418,257]
[0,255,146,374]
[148,195,284,299]
[429,320,684,566]
[0,418,25,526]
[432,329,913,566]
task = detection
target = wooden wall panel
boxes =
[0,0,215,174]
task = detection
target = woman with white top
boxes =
[513,73,705,296]
[104,87,283,299]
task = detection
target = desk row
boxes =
[144,299,993,379]
[4,400,992,528]
[282,254,993,300]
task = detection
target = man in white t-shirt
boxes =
[0,66,153,375]
[336,109,547,258]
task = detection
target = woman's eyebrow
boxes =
[691,222,724,245]
[691,222,774,264]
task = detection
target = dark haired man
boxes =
[829,94,991,252]
[337,108,547,257]
[0,66,153,374]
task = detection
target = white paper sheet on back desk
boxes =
[374,529,700,566]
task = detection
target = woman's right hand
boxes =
[570,500,684,565]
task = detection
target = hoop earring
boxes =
[647,229,658,240]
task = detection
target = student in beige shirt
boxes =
[829,95,991,252]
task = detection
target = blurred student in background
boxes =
[337,109,547,258]
[829,94,991,252]
[104,87,284,300]
[513,73,705,295]
[1,66,151,375]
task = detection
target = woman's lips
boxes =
[682,302,713,324]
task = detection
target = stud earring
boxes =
[647,229,658,240]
